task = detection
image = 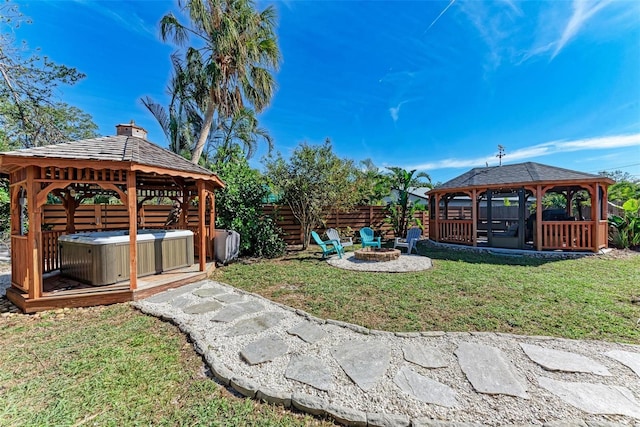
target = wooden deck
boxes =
[6,262,215,313]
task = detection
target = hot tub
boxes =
[59,229,194,285]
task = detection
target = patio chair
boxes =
[311,231,343,259]
[394,227,422,254]
[326,228,353,248]
[359,227,381,248]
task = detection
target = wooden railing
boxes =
[539,221,593,251]
[42,230,66,273]
[598,220,608,249]
[188,226,212,260]
[438,220,473,244]
[11,235,28,291]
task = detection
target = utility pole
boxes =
[497,145,506,166]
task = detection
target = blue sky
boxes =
[10,0,640,184]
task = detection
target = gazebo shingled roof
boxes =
[1,135,220,181]
[435,162,606,191]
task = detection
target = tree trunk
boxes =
[190,93,217,164]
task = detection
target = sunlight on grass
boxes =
[211,247,640,343]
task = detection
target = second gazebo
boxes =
[426,162,613,253]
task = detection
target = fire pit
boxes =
[354,247,401,262]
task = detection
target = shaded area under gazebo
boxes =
[0,122,224,313]
[427,162,613,253]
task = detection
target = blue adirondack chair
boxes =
[311,231,343,259]
[359,227,381,248]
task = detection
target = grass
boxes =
[0,304,333,427]
[211,246,640,343]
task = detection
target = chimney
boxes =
[116,120,147,139]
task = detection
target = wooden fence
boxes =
[42,203,429,246]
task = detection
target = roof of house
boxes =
[432,162,612,191]
[0,135,217,179]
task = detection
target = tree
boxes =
[265,139,359,249]
[214,146,285,257]
[353,158,390,205]
[160,0,280,164]
[0,2,95,148]
[385,167,432,238]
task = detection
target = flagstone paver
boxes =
[210,301,264,322]
[287,321,327,344]
[605,350,640,378]
[183,300,222,314]
[455,342,529,399]
[285,355,333,391]
[521,343,611,376]
[402,344,448,369]
[225,312,286,337]
[144,281,206,303]
[193,287,227,298]
[240,335,288,365]
[332,341,391,391]
[538,377,640,418]
[393,366,457,407]
[214,293,245,304]
[168,295,190,308]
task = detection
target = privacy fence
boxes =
[41,204,430,246]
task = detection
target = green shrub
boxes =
[608,198,640,249]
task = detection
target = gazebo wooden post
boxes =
[486,189,493,247]
[127,170,137,290]
[197,181,206,271]
[471,189,478,247]
[26,166,42,299]
[589,184,599,252]
[535,185,543,251]
[518,188,526,249]
[433,194,440,241]
[208,191,215,264]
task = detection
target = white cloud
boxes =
[408,133,640,171]
[552,0,612,58]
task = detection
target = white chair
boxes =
[326,228,353,248]
[394,227,422,254]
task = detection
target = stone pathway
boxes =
[134,280,640,426]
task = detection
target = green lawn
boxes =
[211,246,640,343]
[0,304,332,427]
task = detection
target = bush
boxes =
[213,148,286,258]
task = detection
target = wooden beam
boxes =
[209,191,216,266]
[471,188,477,247]
[588,183,599,252]
[26,166,42,299]
[536,185,543,251]
[198,181,206,271]
[127,171,138,290]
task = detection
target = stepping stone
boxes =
[169,295,190,309]
[331,341,391,391]
[402,344,448,369]
[183,300,222,314]
[145,281,206,303]
[211,301,264,323]
[214,293,245,304]
[288,321,327,344]
[393,366,457,407]
[455,342,528,399]
[193,287,227,298]
[605,350,640,378]
[538,376,640,418]
[520,343,611,376]
[240,335,289,365]
[226,312,286,337]
[285,355,333,391]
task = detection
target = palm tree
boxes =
[142,54,201,156]
[386,167,432,238]
[207,107,273,163]
[160,0,280,164]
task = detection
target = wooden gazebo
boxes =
[427,162,614,253]
[0,122,224,313]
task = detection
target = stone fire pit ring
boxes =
[326,252,433,273]
[354,247,401,262]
